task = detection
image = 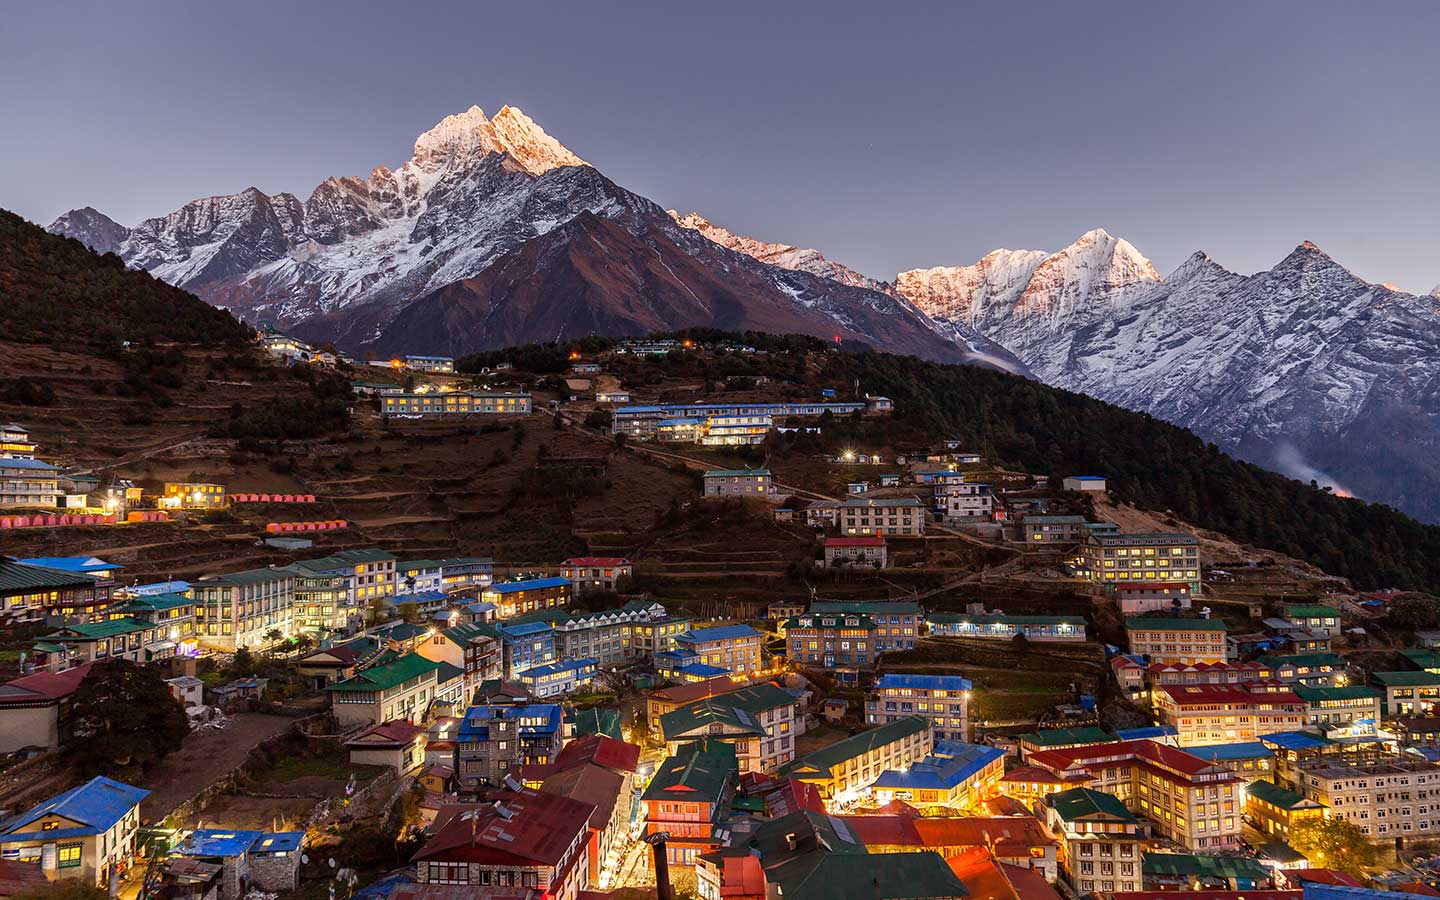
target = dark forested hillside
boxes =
[822,349,1440,592]
[0,209,252,348]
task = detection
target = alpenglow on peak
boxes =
[410,104,588,175]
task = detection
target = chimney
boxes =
[644,833,673,900]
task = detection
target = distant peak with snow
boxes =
[410,104,587,175]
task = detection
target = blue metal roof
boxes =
[0,776,149,841]
[17,556,123,574]
[1261,731,1334,750]
[873,673,973,692]
[384,589,448,607]
[677,663,732,678]
[457,703,563,741]
[1187,741,1272,762]
[498,621,554,638]
[131,580,191,595]
[484,577,572,594]
[518,657,598,678]
[0,458,57,471]
[250,832,304,855]
[871,741,1004,790]
[178,829,264,858]
[1113,725,1178,741]
[678,624,762,643]
[465,601,498,612]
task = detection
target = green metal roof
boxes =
[45,617,147,640]
[641,739,737,805]
[1125,616,1226,631]
[326,653,440,692]
[661,683,797,741]
[568,707,622,740]
[1372,671,1440,687]
[196,567,292,587]
[784,717,929,778]
[122,592,193,612]
[441,621,500,645]
[1283,604,1340,619]
[0,558,97,592]
[1142,853,1269,880]
[1018,726,1115,747]
[1048,787,1137,825]
[809,600,922,616]
[1246,779,1322,811]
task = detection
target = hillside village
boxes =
[5,328,1440,900]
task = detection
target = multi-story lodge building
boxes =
[699,413,772,446]
[823,536,888,568]
[1373,670,1440,716]
[1024,739,1243,851]
[867,673,971,742]
[402,355,455,373]
[191,567,296,651]
[454,703,565,787]
[673,624,765,676]
[784,610,879,678]
[0,776,149,888]
[659,682,802,773]
[560,557,633,592]
[937,482,994,522]
[326,653,442,727]
[411,788,592,900]
[481,576,573,618]
[497,621,557,679]
[1294,684,1383,730]
[702,468,775,498]
[1245,779,1326,841]
[0,423,37,458]
[1153,683,1307,745]
[1125,617,1227,665]
[381,390,531,416]
[0,457,61,507]
[160,481,226,510]
[33,617,186,672]
[928,613,1087,643]
[1116,582,1193,615]
[1254,652,1349,687]
[614,401,867,439]
[1020,515,1088,543]
[1296,754,1440,842]
[417,621,503,696]
[641,739,738,868]
[1082,531,1201,592]
[783,716,933,803]
[869,741,1005,811]
[1283,604,1342,637]
[838,497,925,537]
[1043,787,1147,896]
[0,557,115,624]
[809,600,922,651]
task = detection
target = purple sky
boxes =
[4,0,1438,291]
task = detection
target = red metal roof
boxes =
[1156,683,1303,706]
[0,663,92,704]
[1289,870,1364,887]
[346,719,424,748]
[835,814,922,847]
[1027,739,1240,783]
[999,766,1068,784]
[912,816,1058,856]
[413,788,595,867]
[823,536,886,547]
[649,676,744,704]
[553,734,641,774]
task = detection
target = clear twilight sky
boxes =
[4,0,1438,292]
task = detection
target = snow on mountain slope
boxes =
[47,207,130,255]
[668,211,887,291]
[894,230,1440,521]
[50,104,1005,369]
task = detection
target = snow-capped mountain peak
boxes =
[1429,284,1440,299]
[409,104,586,176]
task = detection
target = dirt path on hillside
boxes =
[138,713,295,822]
